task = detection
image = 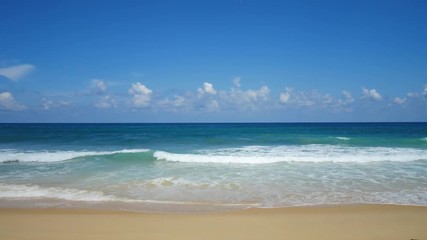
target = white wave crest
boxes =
[0,149,150,163]
[154,145,427,164]
[336,137,351,141]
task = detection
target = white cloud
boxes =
[219,83,271,111]
[292,91,316,107]
[129,82,152,107]
[257,86,270,99]
[232,76,241,88]
[278,88,317,107]
[170,95,186,107]
[0,64,35,81]
[198,82,217,95]
[278,88,355,111]
[91,79,108,94]
[159,95,188,110]
[322,94,334,104]
[337,90,355,106]
[223,86,270,102]
[393,97,407,105]
[237,85,270,102]
[0,92,26,110]
[43,99,54,110]
[361,88,382,101]
[129,82,152,95]
[407,92,420,98]
[408,84,427,98]
[341,91,354,102]
[95,96,117,109]
[279,88,292,104]
[207,99,219,112]
[42,98,72,110]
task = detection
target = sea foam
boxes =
[154,145,427,164]
[0,149,150,163]
[0,183,120,202]
[0,183,258,207]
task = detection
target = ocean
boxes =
[0,123,426,213]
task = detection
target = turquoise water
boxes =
[0,123,426,212]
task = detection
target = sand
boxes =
[0,205,426,240]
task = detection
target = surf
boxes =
[154,145,427,164]
[0,149,150,163]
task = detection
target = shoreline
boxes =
[1,204,426,240]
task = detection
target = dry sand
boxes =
[1,205,426,240]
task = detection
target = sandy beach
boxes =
[1,205,426,240]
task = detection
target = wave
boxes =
[0,149,150,163]
[0,183,186,204]
[335,137,351,141]
[0,183,258,207]
[0,183,120,202]
[140,177,241,190]
[154,145,427,164]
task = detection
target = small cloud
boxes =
[219,81,271,111]
[338,91,355,105]
[95,96,117,109]
[393,97,407,105]
[91,79,108,94]
[207,99,219,112]
[407,92,419,98]
[169,95,186,108]
[159,95,186,108]
[42,99,54,110]
[242,85,270,101]
[232,76,241,88]
[423,84,427,96]
[361,88,382,101]
[129,82,152,107]
[278,88,317,107]
[198,82,217,95]
[279,88,292,104]
[0,64,35,81]
[278,88,355,112]
[0,92,26,110]
[322,94,334,104]
[342,91,354,101]
[43,98,72,110]
[158,95,190,112]
[257,86,270,99]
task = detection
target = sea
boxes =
[0,123,426,213]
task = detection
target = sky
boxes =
[1,0,427,122]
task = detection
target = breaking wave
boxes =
[0,149,150,163]
[154,145,427,164]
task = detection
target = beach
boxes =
[1,123,426,239]
[1,205,426,240]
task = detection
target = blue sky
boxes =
[1,0,426,122]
